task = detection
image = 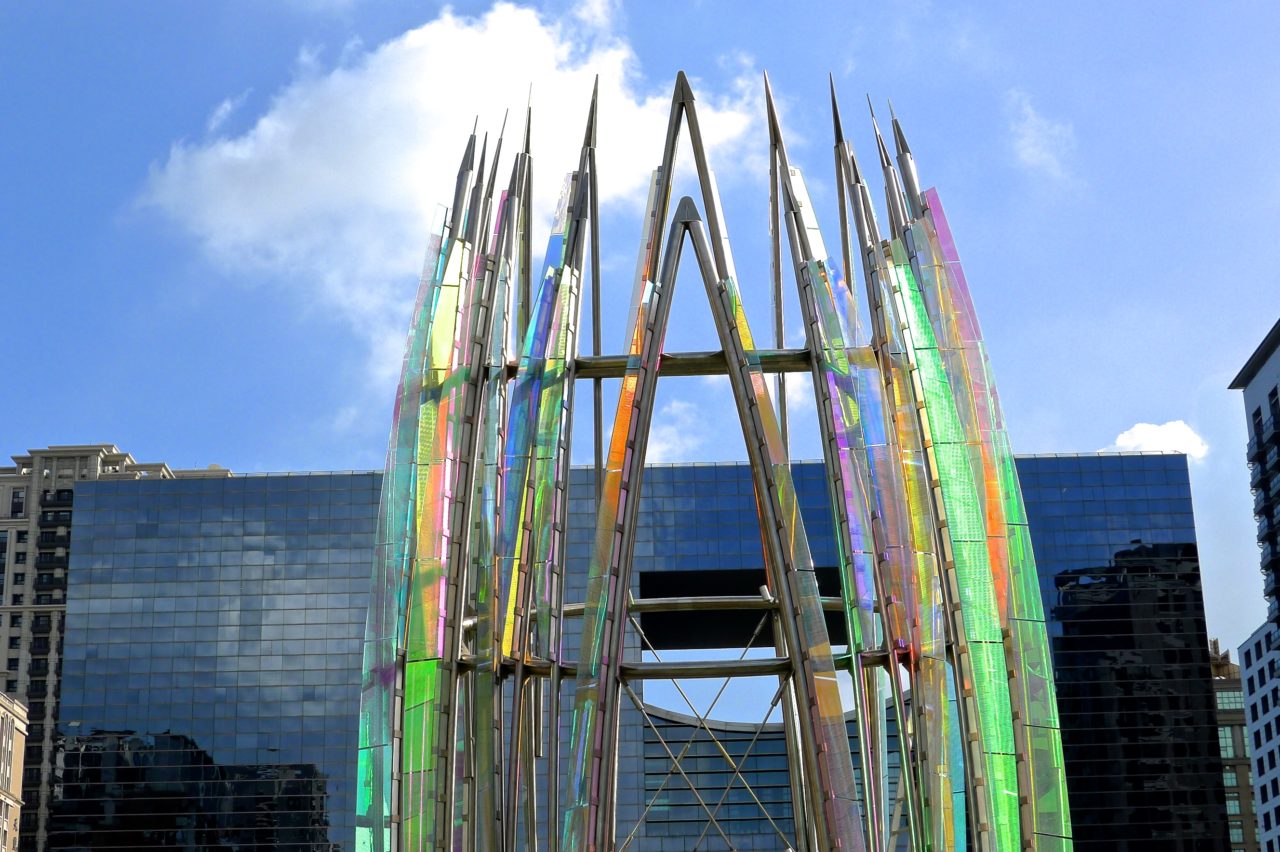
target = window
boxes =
[3,681,14,693]
[11,554,23,566]
[1218,689,1245,710]
[11,616,21,629]
[13,533,24,545]
[1225,768,1239,787]
[4,661,15,673]
[6,639,17,651]
[1227,792,1241,814]
[8,597,20,607]
[1220,726,1238,758]
[8,490,22,519]
[10,575,21,586]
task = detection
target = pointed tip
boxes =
[472,115,479,135]
[829,75,844,144]
[891,105,911,157]
[674,70,693,103]
[522,104,532,155]
[582,80,598,149]
[762,73,784,147]
[499,108,509,140]
[867,96,892,169]
[673,195,702,223]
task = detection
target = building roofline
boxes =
[1230,315,1280,390]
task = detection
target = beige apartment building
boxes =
[0,445,226,852]
[0,693,27,852]
[1213,638,1262,852]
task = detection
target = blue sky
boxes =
[3,1,1278,652]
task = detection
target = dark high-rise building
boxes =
[1020,452,1227,851]
[41,453,1223,850]
[48,472,378,851]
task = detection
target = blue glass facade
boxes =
[1022,453,1228,851]
[590,454,1226,849]
[49,473,377,851]
[43,454,1223,850]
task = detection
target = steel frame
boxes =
[355,73,1074,852]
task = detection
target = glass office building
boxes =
[568,453,1226,849]
[1021,452,1228,851]
[44,454,1223,849]
[48,472,378,851]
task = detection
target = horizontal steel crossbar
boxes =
[502,348,814,380]
[560,594,846,616]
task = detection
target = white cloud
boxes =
[573,0,617,30]
[143,3,759,394]
[646,399,709,463]
[1104,420,1209,462]
[205,91,250,134]
[1006,89,1075,181]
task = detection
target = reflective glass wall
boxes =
[49,473,377,851]
[42,456,1225,850]
[1022,453,1229,851]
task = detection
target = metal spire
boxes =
[868,97,910,240]
[483,110,509,202]
[889,100,924,219]
[464,132,489,245]
[449,124,478,237]
[828,85,880,256]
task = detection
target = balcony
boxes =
[34,554,66,570]
[38,490,72,509]
[36,532,69,547]
[1252,416,1279,460]
[36,511,71,529]
[30,619,51,635]
[1249,483,1269,511]
[29,641,50,657]
[26,683,46,699]
[1265,541,1280,574]
[34,576,65,593]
